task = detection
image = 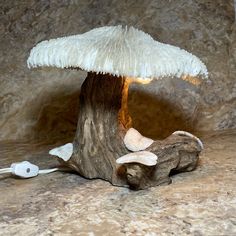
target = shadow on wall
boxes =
[129,89,195,140]
[32,85,195,143]
[33,90,80,143]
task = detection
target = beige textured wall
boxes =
[0,0,235,141]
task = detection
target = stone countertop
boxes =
[0,131,236,236]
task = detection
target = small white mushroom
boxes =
[124,128,154,152]
[49,143,73,161]
[116,151,158,166]
[173,131,204,150]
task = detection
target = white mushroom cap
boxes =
[124,128,154,152]
[173,130,204,150]
[116,151,158,166]
[27,25,208,80]
[49,143,73,161]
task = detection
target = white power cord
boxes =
[0,161,62,178]
[38,168,60,174]
[0,142,74,179]
[0,168,12,174]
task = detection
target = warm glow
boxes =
[118,76,152,129]
[181,75,201,86]
[118,79,132,129]
[126,76,153,84]
[126,75,201,86]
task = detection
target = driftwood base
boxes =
[117,134,200,190]
[61,72,201,190]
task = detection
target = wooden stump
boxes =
[63,72,201,190]
[120,135,201,190]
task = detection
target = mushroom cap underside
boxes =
[27,25,208,81]
[116,151,158,166]
[124,128,154,152]
[49,143,73,161]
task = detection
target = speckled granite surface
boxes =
[0,131,235,235]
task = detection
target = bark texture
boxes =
[64,72,201,189]
[123,135,201,190]
[66,72,131,185]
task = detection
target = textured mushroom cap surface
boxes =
[124,128,154,152]
[49,143,73,161]
[116,151,158,166]
[27,26,208,80]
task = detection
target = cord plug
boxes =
[11,161,39,178]
[0,161,64,178]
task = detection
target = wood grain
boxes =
[63,72,200,189]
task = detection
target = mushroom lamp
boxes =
[28,26,208,189]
